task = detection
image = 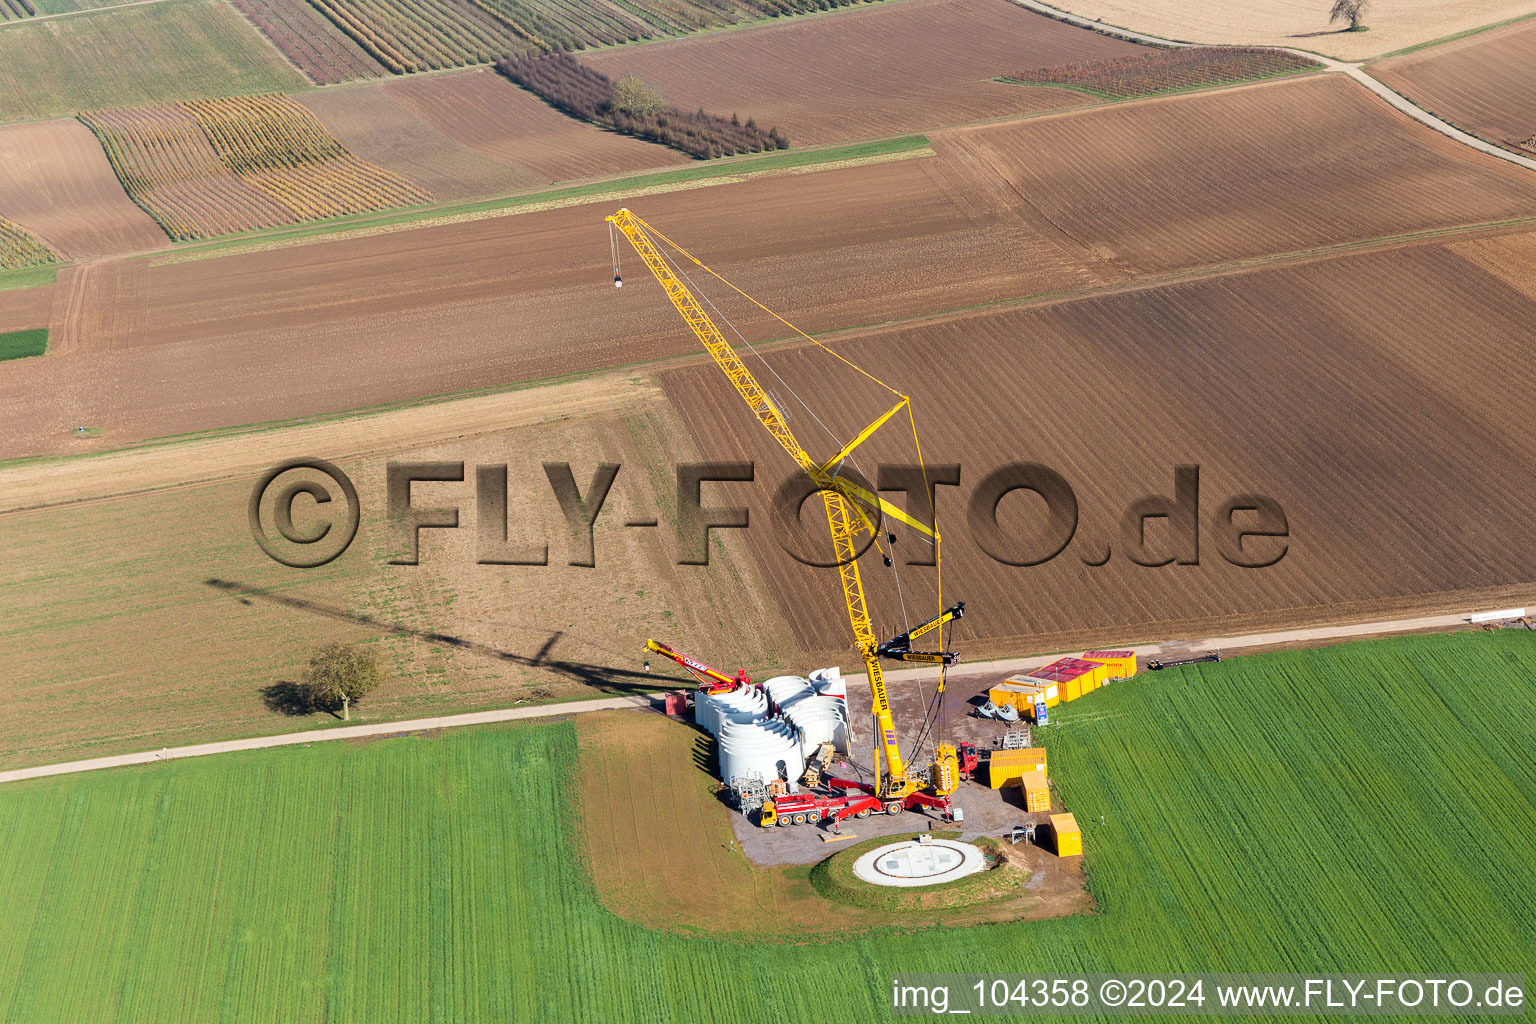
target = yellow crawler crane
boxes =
[607,208,959,810]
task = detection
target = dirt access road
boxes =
[0,606,1514,785]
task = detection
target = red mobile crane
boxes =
[644,638,751,696]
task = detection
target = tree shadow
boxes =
[1287,27,1357,37]
[206,578,688,698]
[260,681,317,717]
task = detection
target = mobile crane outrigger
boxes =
[607,208,963,825]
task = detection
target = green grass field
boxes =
[0,0,304,124]
[1,631,1532,1021]
[0,327,47,360]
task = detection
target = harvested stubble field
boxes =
[0,377,797,769]
[228,0,387,84]
[0,119,166,259]
[1006,46,1321,100]
[0,633,1532,1021]
[0,0,306,124]
[1371,18,1536,156]
[299,70,687,201]
[942,75,1536,274]
[587,0,1146,145]
[80,94,431,240]
[659,241,1536,660]
[1048,0,1535,61]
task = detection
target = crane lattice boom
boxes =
[606,207,950,797]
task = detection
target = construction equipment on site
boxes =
[607,208,963,822]
[800,741,837,789]
[731,772,767,816]
[1147,651,1222,671]
[1007,823,1037,846]
[997,729,1031,751]
[645,638,750,695]
[876,602,965,666]
[995,702,1020,723]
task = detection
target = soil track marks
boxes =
[942,75,1536,274]
[588,0,1143,145]
[1371,19,1536,156]
[0,119,165,259]
[659,242,1536,659]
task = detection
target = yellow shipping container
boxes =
[988,747,1047,789]
[1049,813,1082,856]
[1082,649,1138,679]
[1060,676,1083,702]
[1020,771,1050,812]
[988,681,1035,711]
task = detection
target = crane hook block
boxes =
[614,273,623,288]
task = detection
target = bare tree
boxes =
[612,74,666,116]
[303,642,384,721]
[1330,0,1368,30]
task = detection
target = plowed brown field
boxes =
[298,80,540,202]
[941,74,1536,274]
[658,242,1536,658]
[0,151,1099,454]
[0,281,52,333]
[307,70,687,195]
[1371,19,1536,155]
[0,119,165,258]
[5,73,1536,458]
[587,0,1143,145]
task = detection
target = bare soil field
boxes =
[300,71,685,201]
[576,711,1088,937]
[658,241,1536,661]
[942,75,1536,274]
[0,280,51,333]
[1046,0,1535,60]
[0,119,165,259]
[298,82,541,202]
[0,376,799,768]
[0,151,1101,455]
[385,70,689,184]
[1450,228,1536,303]
[7,70,1536,457]
[1371,19,1536,155]
[587,0,1144,145]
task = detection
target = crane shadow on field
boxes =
[204,578,681,697]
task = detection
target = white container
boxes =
[717,716,805,787]
[784,695,850,756]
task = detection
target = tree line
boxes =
[497,51,787,159]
